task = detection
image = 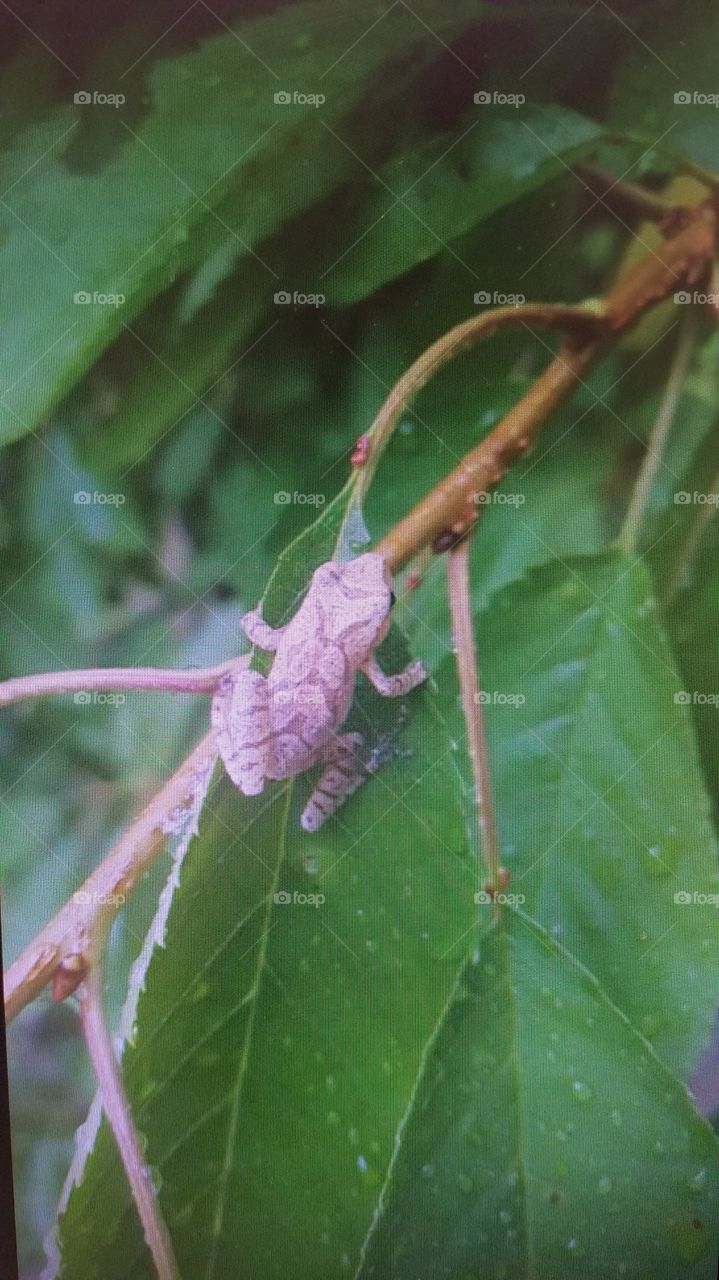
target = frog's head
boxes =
[310,553,394,656]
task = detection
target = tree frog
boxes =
[211,553,426,830]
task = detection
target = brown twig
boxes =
[376,202,715,571]
[4,727,220,1022]
[79,961,179,1280]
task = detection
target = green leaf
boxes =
[52,662,474,1277]
[608,5,719,171]
[0,0,483,446]
[322,104,601,304]
[358,918,719,1280]
[435,551,719,1079]
[51,445,476,1275]
[662,517,719,830]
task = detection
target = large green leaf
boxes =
[52,670,474,1277]
[434,550,719,1079]
[358,917,719,1280]
[321,104,601,304]
[50,461,475,1276]
[0,0,484,445]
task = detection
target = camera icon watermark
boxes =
[274,491,325,506]
[274,889,325,907]
[674,90,719,108]
[674,491,719,505]
[73,691,126,707]
[275,687,325,706]
[474,889,525,906]
[74,491,126,506]
[73,290,125,307]
[474,89,525,108]
[474,689,526,706]
[273,290,325,307]
[474,290,525,307]
[674,290,719,305]
[73,889,126,907]
[674,690,719,706]
[473,490,525,507]
[74,90,125,108]
[273,89,325,108]
[674,889,719,907]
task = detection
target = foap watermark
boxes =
[474,290,525,306]
[674,290,719,306]
[73,889,126,907]
[475,690,525,706]
[674,690,719,706]
[275,687,325,706]
[674,890,719,907]
[474,90,525,108]
[74,89,125,108]
[74,290,125,307]
[674,490,719,505]
[274,491,325,506]
[74,691,126,707]
[674,90,719,108]
[475,889,525,906]
[74,490,126,506]
[274,889,325,907]
[273,89,325,108]
[473,490,525,507]
[274,289,325,307]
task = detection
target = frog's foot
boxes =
[301,732,366,832]
[362,655,427,697]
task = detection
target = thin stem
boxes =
[0,659,236,707]
[355,303,604,501]
[663,463,719,604]
[445,536,499,891]
[79,962,178,1280]
[619,310,698,552]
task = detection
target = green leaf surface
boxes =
[53,661,475,1277]
[358,918,719,1280]
[52,457,476,1276]
[322,104,601,304]
[0,0,482,445]
[608,5,719,171]
[435,550,719,1079]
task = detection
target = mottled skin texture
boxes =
[211,553,426,830]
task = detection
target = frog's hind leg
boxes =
[211,669,271,796]
[301,732,367,832]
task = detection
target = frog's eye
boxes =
[389,591,397,607]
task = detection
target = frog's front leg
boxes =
[361,654,427,697]
[242,605,284,652]
[301,732,367,832]
[211,669,272,795]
